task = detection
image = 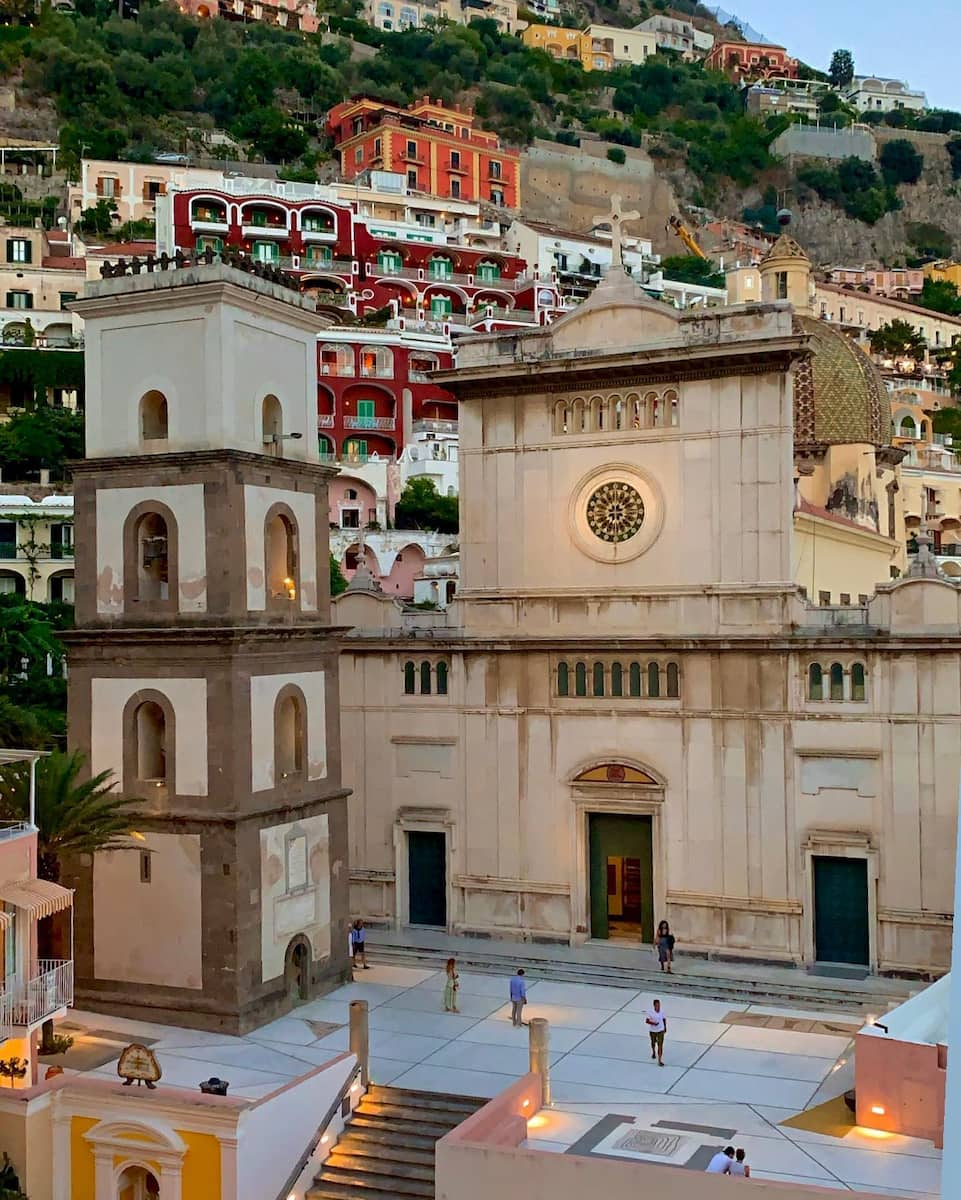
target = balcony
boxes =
[4,959,73,1030]
[190,208,229,233]
[242,213,289,239]
[412,418,458,435]
[318,414,335,428]
[344,415,396,431]
[0,821,31,842]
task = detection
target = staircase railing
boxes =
[273,1059,363,1200]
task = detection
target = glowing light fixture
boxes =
[870,1105,886,1116]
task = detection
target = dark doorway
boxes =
[408,830,447,927]
[813,856,870,965]
[287,940,310,1002]
[588,814,654,942]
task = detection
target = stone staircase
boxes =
[308,1084,485,1199]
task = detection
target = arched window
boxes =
[436,661,449,695]
[140,390,168,441]
[647,662,660,698]
[554,401,569,434]
[611,395,624,430]
[135,511,170,603]
[360,346,393,378]
[644,391,659,427]
[829,662,844,700]
[592,662,605,697]
[664,388,679,427]
[898,414,917,438]
[610,662,623,697]
[628,393,641,428]
[135,701,166,784]
[420,660,432,694]
[571,397,586,432]
[851,662,866,701]
[404,661,416,694]
[590,395,607,431]
[808,663,823,700]
[275,693,305,781]
[574,661,587,697]
[629,662,642,697]
[666,662,679,698]
[320,344,354,377]
[265,511,298,603]
[557,662,570,696]
[262,394,283,451]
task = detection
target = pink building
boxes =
[855,977,948,1146]
[179,0,320,33]
[0,749,74,1089]
[827,266,925,300]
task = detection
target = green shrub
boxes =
[606,146,626,164]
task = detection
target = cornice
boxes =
[70,447,339,480]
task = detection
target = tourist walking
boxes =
[645,997,667,1065]
[350,919,369,970]
[656,920,676,973]
[705,1147,735,1173]
[510,968,527,1026]
[443,957,460,1012]
[730,1148,751,1178]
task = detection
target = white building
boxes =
[505,217,655,298]
[845,76,927,114]
[413,550,459,608]
[0,493,74,602]
[634,13,713,58]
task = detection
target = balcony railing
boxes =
[0,821,31,842]
[344,415,396,431]
[318,414,335,428]
[5,959,73,1029]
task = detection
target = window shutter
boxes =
[22,241,30,265]
[5,241,12,264]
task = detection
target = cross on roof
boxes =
[593,193,641,270]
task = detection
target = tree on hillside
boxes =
[393,478,458,534]
[918,278,961,316]
[0,407,84,481]
[868,319,927,359]
[828,49,854,90]
[330,552,348,597]
[880,139,924,185]
[658,254,725,289]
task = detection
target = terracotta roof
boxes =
[796,496,883,535]
[47,230,68,242]
[41,256,85,270]
[87,240,156,257]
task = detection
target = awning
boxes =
[0,879,73,919]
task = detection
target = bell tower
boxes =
[759,230,814,313]
[64,261,351,1032]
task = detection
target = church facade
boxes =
[335,245,959,977]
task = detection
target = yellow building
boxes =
[522,22,655,70]
[923,260,961,289]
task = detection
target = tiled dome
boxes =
[793,315,889,451]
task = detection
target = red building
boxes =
[317,327,456,461]
[165,185,553,323]
[705,40,798,81]
[326,95,522,210]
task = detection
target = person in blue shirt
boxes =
[509,968,527,1026]
[350,919,369,970]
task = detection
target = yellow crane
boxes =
[667,215,709,261]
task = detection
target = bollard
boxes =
[349,999,370,1088]
[529,1016,550,1106]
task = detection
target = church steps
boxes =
[367,946,911,1012]
[309,1086,485,1200]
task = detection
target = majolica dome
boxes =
[792,316,889,451]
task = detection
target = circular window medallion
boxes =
[586,481,645,543]
[569,464,664,564]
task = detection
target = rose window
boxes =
[585,481,645,543]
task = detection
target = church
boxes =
[334,222,959,977]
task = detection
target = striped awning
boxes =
[0,879,73,918]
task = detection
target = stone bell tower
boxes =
[64,261,351,1032]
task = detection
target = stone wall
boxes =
[520,139,677,252]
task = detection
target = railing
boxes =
[318,414,335,428]
[412,419,458,434]
[344,415,396,431]
[366,263,525,290]
[359,367,394,380]
[0,821,31,841]
[5,959,74,1028]
[320,452,394,465]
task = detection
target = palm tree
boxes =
[0,750,143,1050]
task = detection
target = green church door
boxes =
[408,831,447,927]
[813,856,870,966]
[588,814,654,943]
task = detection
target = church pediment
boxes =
[549,272,681,355]
[574,763,660,785]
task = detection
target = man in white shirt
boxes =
[645,998,667,1065]
[705,1147,735,1173]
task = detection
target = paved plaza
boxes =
[54,963,940,1197]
